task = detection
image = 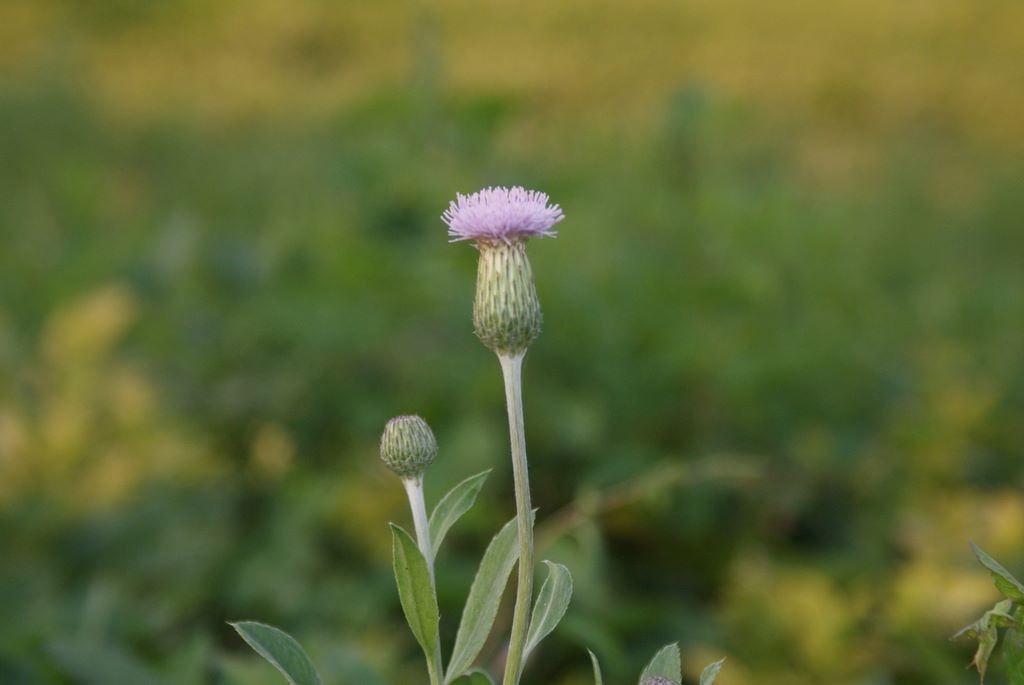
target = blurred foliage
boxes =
[1,0,1024,684]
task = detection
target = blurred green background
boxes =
[2,1,1024,683]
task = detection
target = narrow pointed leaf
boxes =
[588,649,604,685]
[391,523,441,676]
[445,514,524,683]
[429,470,491,560]
[971,625,999,683]
[953,600,1017,641]
[700,658,726,685]
[972,543,1024,601]
[639,643,681,684]
[524,561,573,658]
[230,622,322,685]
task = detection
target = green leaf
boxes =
[953,600,1017,641]
[230,622,322,685]
[972,625,999,683]
[391,523,442,677]
[524,561,573,658]
[1006,625,1024,685]
[972,543,1024,602]
[429,470,491,560]
[699,658,726,685]
[588,649,604,685]
[952,600,1016,684]
[639,643,681,684]
[445,514,524,683]
[451,669,495,685]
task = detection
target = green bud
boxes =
[380,415,437,478]
[473,241,542,356]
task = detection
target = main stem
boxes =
[402,476,443,685]
[499,352,533,685]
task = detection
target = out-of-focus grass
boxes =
[1,1,1024,684]
[3,0,1023,153]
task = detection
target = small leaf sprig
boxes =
[953,543,1024,684]
[587,642,724,685]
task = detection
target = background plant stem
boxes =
[499,352,533,685]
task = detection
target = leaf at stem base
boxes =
[588,649,604,685]
[524,561,573,659]
[390,523,442,679]
[639,643,681,684]
[700,658,726,685]
[445,515,524,683]
[230,621,322,685]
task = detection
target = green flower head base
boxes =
[443,186,564,356]
[380,415,438,479]
[473,241,543,355]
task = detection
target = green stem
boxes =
[499,352,534,685]
[403,476,444,685]
[403,476,435,579]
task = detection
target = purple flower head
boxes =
[442,186,564,244]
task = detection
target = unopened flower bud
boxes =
[473,241,542,355]
[380,415,437,478]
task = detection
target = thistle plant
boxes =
[444,186,563,685]
[229,186,725,685]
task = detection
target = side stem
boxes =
[499,352,534,685]
[402,475,435,580]
[402,475,444,685]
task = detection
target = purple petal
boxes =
[442,186,564,243]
